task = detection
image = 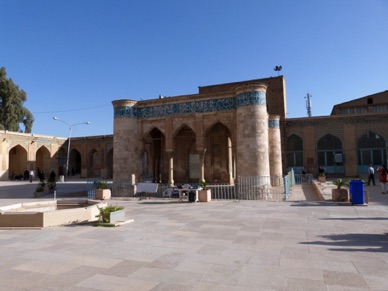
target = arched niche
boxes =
[9,145,28,180]
[88,148,99,177]
[316,133,344,174]
[142,127,166,182]
[69,148,82,176]
[204,122,232,183]
[174,125,197,182]
[106,148,113,179]
[357,131,387,173]
[286,134,304,171]
[36,146,51,177]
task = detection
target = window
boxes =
[357,131,386,166]
[286,134,303,167]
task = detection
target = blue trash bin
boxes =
[349,180,365,205]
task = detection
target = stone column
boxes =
[268,115,282,185]
[166,150,174,186]
[199,148,206,182]
[235,83,269,177]
[227,137,234,184]
[112,100,139,183]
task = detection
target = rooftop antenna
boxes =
[274,65,282,76]
[305,93,312,117]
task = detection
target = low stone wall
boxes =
[0,199,106,228]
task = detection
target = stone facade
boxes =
[0,131,113,181]
[0,76,386,182]
[112,77,286,184]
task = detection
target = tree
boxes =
[0,67,34,133]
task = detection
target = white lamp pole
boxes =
[53,117,90,182]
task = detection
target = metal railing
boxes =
[294,173,314,184]
[87,173,310,201]
[237,176,286,201]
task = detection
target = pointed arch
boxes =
[69,148,82,176]
[88,148,99,177]
[106,148,113,179]
[9,145,28,180]
[36,145,51,177]
[357,131,387,173]
[286,134,304,170]
[142,127,166,182]
[174,125,197,182]
[204,122,233,183]
[317,134,344,174]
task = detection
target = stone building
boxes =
[0,76,386,182]
[112,76,286,184]
[0,131,113,181]
[285,90,388,177]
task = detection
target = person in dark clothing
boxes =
[367,164,375,186]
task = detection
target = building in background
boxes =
[0,77,386,182]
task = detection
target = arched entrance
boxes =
[286,134,304,173]
[57,148,67,176]
[143,128,166,182]
[9,145,28,180]
[69,149,82,176]
[358,131,387,173]
[88,149,99,177]
[317,134,344,174]
[107,148,113,179]
[204,122,232,183]
[36,146,51,177]
[174,125,196,183]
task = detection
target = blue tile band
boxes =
[268,119,280,128]
[114,91,266,119]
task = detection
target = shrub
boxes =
[96,205,124,224]
[96,181,108,189]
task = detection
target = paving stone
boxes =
[323,270,368,288]
[0,181,388,290]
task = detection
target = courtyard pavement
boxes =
[0,179,387,290]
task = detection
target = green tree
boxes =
[0,67,34,133]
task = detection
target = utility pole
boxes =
[305,93,312,117]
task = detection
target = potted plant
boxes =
[198,179,211,202]
[318,172,326,182]
[96,205,125,226]
[95,181,111,200]
[332,179,349,202]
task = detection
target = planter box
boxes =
[332,188,349,202]
[198,190,211,202]
[109,209,125,223]
[95,189,111,200]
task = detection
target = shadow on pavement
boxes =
[301,233,388,253]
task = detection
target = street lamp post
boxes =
[53,117,90,182]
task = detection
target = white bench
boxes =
[136,183,159,199]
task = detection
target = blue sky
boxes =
[1,0,387,138]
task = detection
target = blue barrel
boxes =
[349,180,365,205]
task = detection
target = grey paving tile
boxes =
[77,274,159,290]
[13,260,79,275]
[192,281,260,291]
[199,263,243,285]
[323,270,368,289]
[150,281,192,291]
[236,264,287,290]
[285,277,327,291]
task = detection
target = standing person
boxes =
[376,164,388,194]
[29,169,34,183]
[367,164,375,186]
